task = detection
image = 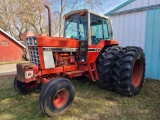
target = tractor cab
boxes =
[64,9,113,45]
[64,10,114,63]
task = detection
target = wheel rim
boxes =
[25,81,36,89]
[53,89,69,108]
[132,59,143,87]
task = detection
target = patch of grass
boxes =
[0,76,160,120]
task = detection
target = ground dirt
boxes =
[0,76,160,120]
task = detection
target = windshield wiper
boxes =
[65,17,80,30]
[65,19,73,30]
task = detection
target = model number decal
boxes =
[43,47,101,52]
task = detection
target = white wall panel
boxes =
[118,14,125,44]
[149,0,156,5]
[142,0,149,6]
[156,0,160,4]
[112,15,120,41]
[128,12,136,46]
[116,0,160,12]
[116,0,137,12]
[134,12,142,46]
[124,4,130,10]
[123,14,130,46]
[130,0,136,9]
[140,11,146,49]
[136,0,143,8]
[110,11,146,50]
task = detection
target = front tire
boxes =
[39,77,75,117]
[112,46,145,96]
[14,76,37,94]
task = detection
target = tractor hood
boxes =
[26,36,79,48]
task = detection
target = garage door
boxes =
[145,8,160,80]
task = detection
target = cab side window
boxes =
[90,14,103,45]
[103,19,110,39]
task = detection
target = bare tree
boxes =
[0,0,103,39]
[49,0,102,37]
[0,0,55,39]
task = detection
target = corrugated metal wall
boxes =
[108,0,160,80]
[111,11,146,49]
[110,0,160,50]
[145,8,160,80]
[116,0,160,12]
[0,33,22,62]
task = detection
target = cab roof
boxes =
[64,9,109,20]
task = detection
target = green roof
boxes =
[105,0,135,16]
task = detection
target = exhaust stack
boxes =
[45,5,51,36]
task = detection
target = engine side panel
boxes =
[43,51,55,69]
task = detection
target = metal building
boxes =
[105,0,160,80]
[0,28,26,62]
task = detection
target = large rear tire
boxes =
[96,46,122,90]
[112,46,145,96]
[39,77,75,117]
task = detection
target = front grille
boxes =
[29,47,40,67]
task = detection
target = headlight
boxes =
[33,37,37,45]
[26,37,37,46]
[27,39,29,44]
[26,38,29,45]
[34,39,37,44]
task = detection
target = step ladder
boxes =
[87,62,98,81]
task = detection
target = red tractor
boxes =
[14,6,145,117]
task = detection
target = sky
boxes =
[100,0,128,14]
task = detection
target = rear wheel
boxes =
[14,76,39,94]
[39,77,75,117]
[96,46,122,90]
[112,46,145,96]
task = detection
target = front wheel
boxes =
[14,76,37,94]
[39,77,75,117]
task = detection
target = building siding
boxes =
[106,0,160,80]
[0,32,22,62]
[111,11,146,49]
[116,0,160,12]
[145,8,160,80]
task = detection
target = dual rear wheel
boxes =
[96,46,145,96]
[96,46,122,90]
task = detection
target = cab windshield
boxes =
[64,12,88,40]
